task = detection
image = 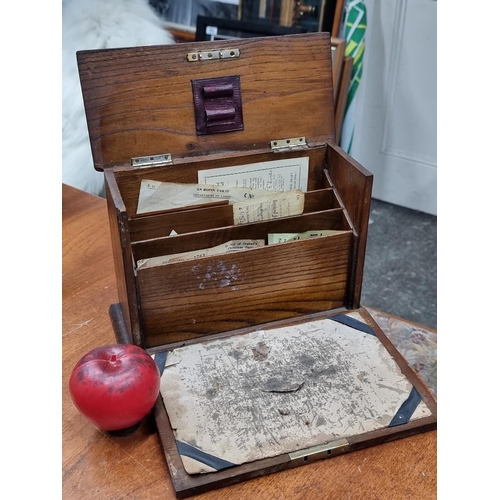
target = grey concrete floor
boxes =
[360,199,437,330]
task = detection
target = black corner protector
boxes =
[388,386,423,427]
[176,440,236,471]
[154,351,168,377]
[329,314,376,336]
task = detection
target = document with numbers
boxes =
[198,157,309,192]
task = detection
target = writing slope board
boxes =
[151,308,437,497]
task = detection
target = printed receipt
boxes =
[136,180,278,215]
[233,190,304,224]
[267,230,348,244]
[137,158,309,215]
[136,239,265,268]
[198,157,309,192]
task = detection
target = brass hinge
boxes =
[270,137,307,151]
[187,48,240,62]
[131,154,172,168]
[288,438,349,461]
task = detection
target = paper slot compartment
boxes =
[129,188,340,243]
[114,147,326,218]
[132,208,350,265]
[134,214,353,347]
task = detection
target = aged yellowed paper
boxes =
[160,315,432,474]
[136,180,278,215]
[197,157,309,192]
[233,190,304,224]
[136,239,265,268]
[268,229,348,244]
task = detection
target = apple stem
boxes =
[111,354,117,362]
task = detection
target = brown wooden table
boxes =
[62,183,437,499]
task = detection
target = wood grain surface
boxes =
[77,33,336,170]
[62,184,436,499]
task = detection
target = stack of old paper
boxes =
[136,157,310,221]
[137,180,305,224]
[135,157,337,268]
[136,239,265,268]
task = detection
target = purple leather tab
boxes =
[192,75,243,135]
[202,83,234,98]
[205,106,236,123]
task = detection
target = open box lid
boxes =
[77,32,336,171]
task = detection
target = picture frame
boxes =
[240,0,330,33]
[330,37,346,105]
[195,15,305,41]
[334,56,353,144]
[331,0,346,38]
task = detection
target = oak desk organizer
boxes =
[77,33,437,497]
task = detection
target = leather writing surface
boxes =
[159,314,432,474]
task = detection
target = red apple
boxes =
[69,344,160,433]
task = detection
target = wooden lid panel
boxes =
[77,33,335,170]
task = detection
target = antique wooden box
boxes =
[77,32,437,498]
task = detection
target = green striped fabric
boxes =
[340,0,367,154]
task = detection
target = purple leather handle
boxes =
[205,106,236,122]
[192,75,243,135]
[202,83,234,98]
